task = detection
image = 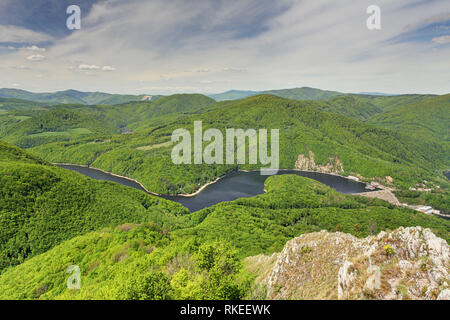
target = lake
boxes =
[56,164,371,212]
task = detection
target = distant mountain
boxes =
[208,90,259,101]
[0,88,154,105]
[262,87,343,101]
[358,92,398,96]
[209,87,343,101]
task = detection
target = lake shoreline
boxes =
[53,162,230,197]
[53,163,371,197]
[56,163,450,218]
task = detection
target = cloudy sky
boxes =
[0,0,449,95]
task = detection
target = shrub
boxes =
[383,244,396,257]
[121,271,172,300]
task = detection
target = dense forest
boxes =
[0,141,187,270]
[0,148,448,299]
[25,94,449,196]
[0,94,216,149]
[0,88,448,300]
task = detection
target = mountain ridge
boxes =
[0,88,154,105]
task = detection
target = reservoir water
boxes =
[56,164,371,212]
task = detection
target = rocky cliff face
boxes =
[245,227,449,300]
[294,151,343,173]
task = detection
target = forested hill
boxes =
[1,108,119,148]
[30,94,448,195]
[209,87,342,101]
[0,174,447,299]
[369,94,450,143]
[0,140,47,164]
[310,94,440,121]
[0,98,45,112]
[315,95,383,121]
[0,94,216,149]
[0,141,188,271]
[262,87,342,101]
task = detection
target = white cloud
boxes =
[26,54,45,61]
[432,35,450,45]
[23,45,46,52]
[2,0,450,94]
[76,64,116,71]
[102,66,116,71]
[78,64,101,70]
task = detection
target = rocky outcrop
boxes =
[294,151,343,174]
[246,227,449,300]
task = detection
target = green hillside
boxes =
[30,95,449,194]
[369,94,450,143]
[0,108,118,148]
[0,141,187,271]
[315,95,382,120]
[0,174,447,300]
[125,94,216,130]
[354,94,436,112]
[0,94,216,149]
[311,94,439,121]
[0,140,47,164]
[0,97,45,112]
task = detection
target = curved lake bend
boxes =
[56,165,370,212]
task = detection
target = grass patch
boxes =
[136,141,173,151]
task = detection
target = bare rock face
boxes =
[294,151,343,174]
[248,227,449,300]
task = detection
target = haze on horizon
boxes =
[0,0,449,96]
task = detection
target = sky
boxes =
[0,0,449,95]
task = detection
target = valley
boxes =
[55,164,373,211]
[2,0,449,304]
[0,86,448,300]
